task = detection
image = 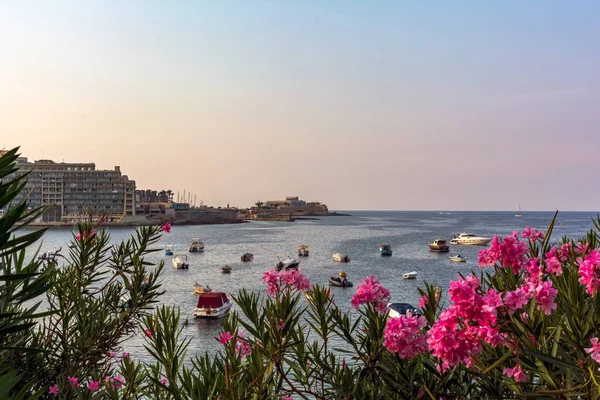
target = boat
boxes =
[429,239,450,252]
[221,265,232,273]
[387,303,421,318]
[380,244,392,256]
[333,253,350,263]
[194,292,232,319]
[515,203,523,217]
[165,245,174,256]
[274,255,300,272]
[193,282,212,294]
[403,271,417,279]
[172,255,189,269]
[449,254,467,263]
[298,245,310,257]
[189,238,205,253]
[449,233,492,246]
[328,272,353,287]
[240,253,254,262]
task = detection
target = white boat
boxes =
[193,282,212,294]
[172,255,189,269]
[333,253,350,262]
[275,255,300,271]
[403,271,417,279]
[429,239,450,252]
[189,238,205,253]
[387,303,420,318]
[194,292,232,319]
[449,232,492,246]
[515,203,523,217]
[450,254,467,263]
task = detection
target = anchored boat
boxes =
[429,239,450,252]
[172,255,189,269]
[193,282,212,294]
[189,238,205,253]
[298,245,310,257]
[380,244,392,256]
[165,245,174,256]
[403,271,417,280]
[241,253,254,262]
[450,233,492,246]
[449,254,467,263]
[333,253,350,263]
[194,292,232,319]
[275,255,300,272]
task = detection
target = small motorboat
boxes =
[172,255,189,269]
[189,238,205,253]
[380,244,392,256]
[333,253,350,263]
[329,272,353,287]
[298,245,310,257]
[194,292,232,319]
[221,265,232,273]
[165,245,174,256]
[193,282,212,294]
[429,239,450,252]
[450,233,492,246]
[387,303,421,318]
[403,271,417,280]
[449,254,467,263]
[275,255,300,272]
[241,253,254,262]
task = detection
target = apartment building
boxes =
[0,151,135,223]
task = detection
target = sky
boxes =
[1,1,599,211]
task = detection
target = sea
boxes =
[31,210,600,362]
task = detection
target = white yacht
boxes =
[450,233,492,246]
[333,253,350,263]
[172,255,189,269]
[194,292,232,319]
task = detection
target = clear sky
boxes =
[1,1,599,211]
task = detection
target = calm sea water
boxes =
[32,210,600,361]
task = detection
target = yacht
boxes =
[515,203,523,218]
[172,255,189,269]
[450,233,492,246]
[403,271,418,280]
[387,303,421,318]
[189,239,205,253]
[333,253,350,263]
[429,239,450,252]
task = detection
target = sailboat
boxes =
[515,203,523,218]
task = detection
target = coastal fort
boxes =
[0,151,339,225]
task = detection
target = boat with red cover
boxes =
[194,292,232,319]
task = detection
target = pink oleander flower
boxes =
[236,335,251,358]
[162,222,171,233]
[384,311,429,359]
[576,242,589,255]
[585,337,600,364]
[521,226,544,241]
[419,294,428,308]
[88,381,99,391]
[578,249,600,295]
[525,259,543,286]
[504,287,529,314]
[262,268,311,297]
[109,351,118,358]
[351,275,390,314]
[49,384,59,395]
[478,232,528,274]
[159,377,169,386]
[535,281,557,315]
[545,247,563,276]
[68,376,79,387]
[277,319,285,330]
[122,352,130,358]
[282,397,293,400]
[504,363,527,382]
[216,331,234,344]
[144,328,153,338]
[111,375,125,389]
[558,242,572,260]
[342,358,346,368]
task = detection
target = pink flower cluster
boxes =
[478,232,529,274]
[585,337,600,364]
[162,222,172,233]
[49,375,124,395]
[262,268,311,297]
[75,229,96,242]
[503,363,527,382]
[351,275,390,314]
[384,311,428,359]
[521,226,544,242]
[215,330,251,358]
[577,249,600,295]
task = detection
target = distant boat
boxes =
[403,271,417,280]
[275,255,300,271]
[165,245,174,256]
[189,238,205,253]
[221,265,232,273]
[429,239,450,252]
[387,303,421,318]
[194,292,232,319]
[241,253,254,262]
[450,254,467,263]
[333,253,350,263]
[380,244,392,256]
[515,203,523,217]
[193,282,212,294]
[172,255,189,269]
[329,271,353,287]
[298,245,310,257]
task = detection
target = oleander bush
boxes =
[4,146,600,399]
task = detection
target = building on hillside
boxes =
[247,196,329,219]
[0,151,135,223]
